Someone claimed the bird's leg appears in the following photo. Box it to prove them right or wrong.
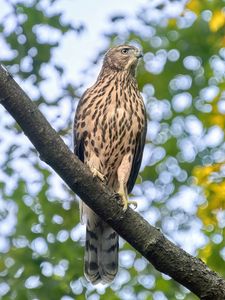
[117,183,137,211]
[90,166,105,181]
[117,154,137,211]
[117,184,128,211]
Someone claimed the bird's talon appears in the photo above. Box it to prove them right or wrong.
[90,167,105,181]
[122,202,128,211]
[116,191,129,211]
[114,192,138,211]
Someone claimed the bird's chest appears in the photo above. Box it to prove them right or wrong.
[99,100,136,142]
[105,105,130,131]
[84,85,144,162]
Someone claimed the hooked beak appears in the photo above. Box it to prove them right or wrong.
[137,53,143,59]
[135,50,143,59]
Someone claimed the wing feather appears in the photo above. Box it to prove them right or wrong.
[73,90,89,162]
[127,112,147,194]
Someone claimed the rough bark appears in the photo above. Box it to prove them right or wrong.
[0,64,225,300]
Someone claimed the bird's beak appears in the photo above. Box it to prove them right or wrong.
[135,50,143,59]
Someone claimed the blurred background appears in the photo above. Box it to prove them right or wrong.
[0,0,225,299]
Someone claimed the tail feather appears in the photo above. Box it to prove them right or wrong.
[99,224,118,283]
[83,204,118,284]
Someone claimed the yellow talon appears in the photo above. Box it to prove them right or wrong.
[117,188,138,211]
[90,167,105,181]
[118,191,128,211]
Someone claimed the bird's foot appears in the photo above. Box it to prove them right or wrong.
[90,167,105,182]
[116,191,137,211]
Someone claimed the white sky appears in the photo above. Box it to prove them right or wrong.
[52,0,149,85]
[0,0,150,97]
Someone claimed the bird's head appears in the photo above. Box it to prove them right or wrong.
[103,45,143,75]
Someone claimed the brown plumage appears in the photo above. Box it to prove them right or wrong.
[73,45,147,284]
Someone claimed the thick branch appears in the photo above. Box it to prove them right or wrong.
[0,64,225,300]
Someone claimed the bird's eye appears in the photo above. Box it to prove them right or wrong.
[121,48,129,54]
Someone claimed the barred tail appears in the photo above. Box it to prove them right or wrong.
[83,206,118,284]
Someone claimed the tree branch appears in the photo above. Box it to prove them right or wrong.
[0,64,224,300]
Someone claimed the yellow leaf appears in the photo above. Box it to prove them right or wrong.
[193,165,217,185]
[186,0,201,15]
[209,10,225,32]
[199,243,212,263]
[197,203,217,226]
[193,163,225,227]
[168,19,177,28]
[211,115,225,128]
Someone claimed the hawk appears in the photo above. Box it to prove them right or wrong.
[73,45,147,284]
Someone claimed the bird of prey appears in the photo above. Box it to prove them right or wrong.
[73,45,147,284]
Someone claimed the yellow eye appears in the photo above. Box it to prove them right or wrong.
[121,48,129,54]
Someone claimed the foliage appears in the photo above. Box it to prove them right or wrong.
[0,0,225,299]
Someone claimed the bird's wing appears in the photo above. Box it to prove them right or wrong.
[127,112,147,194]
[74,129,84,162]
[73,93,87,163]
[73,91,89,224]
